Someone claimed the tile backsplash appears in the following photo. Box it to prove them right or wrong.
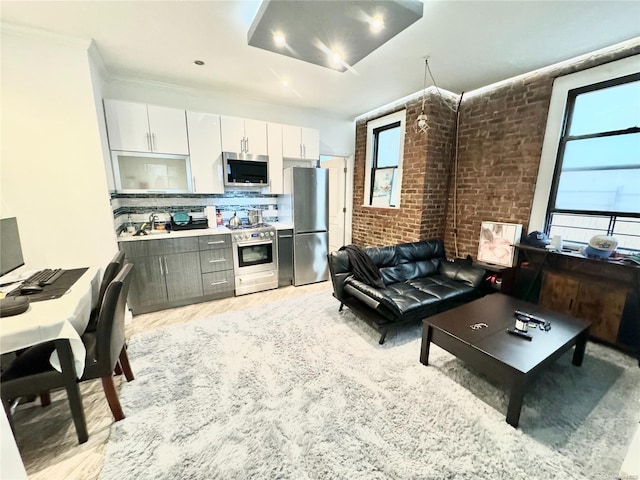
[111,190,279,233]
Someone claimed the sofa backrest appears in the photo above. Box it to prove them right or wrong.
[328,239,446,301]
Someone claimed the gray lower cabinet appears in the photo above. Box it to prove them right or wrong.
[120,234,232,314]
[199,234,234,297]
[277,229,293,287]
[164,251,203,301]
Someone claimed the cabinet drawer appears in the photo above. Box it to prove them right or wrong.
[120,237,200,257]
[146,237,200,256]
[200,248,233,273]
[202,270,234,295]
[199,235,231,250]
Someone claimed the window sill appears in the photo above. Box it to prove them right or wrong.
[361,204,400,210]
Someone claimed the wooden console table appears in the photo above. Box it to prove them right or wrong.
[513,245,640,358]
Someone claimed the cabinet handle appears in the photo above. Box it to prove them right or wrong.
[164,257,169,274]
[303,144,306,158]
[207,240,225,245]
[240,138,244,152]
[208,259,227,263]
[146,133,151,151]
[152,133,157,151]
[300,144,303,158]
[245,137,249,153]
[279,235,293,238]
[209,280,228,286]
[158,257,164,275]
[192,176,196,192]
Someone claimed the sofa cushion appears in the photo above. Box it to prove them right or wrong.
[344,272,476,321]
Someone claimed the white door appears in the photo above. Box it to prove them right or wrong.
[265,123,283,194]
[147,105,189,155]
[103,99,150,153]
[322,156,348,253]
[301,127,320,160]
[244,119,268,155]
[187,111,223,193]
[282,124,301,158]
[220,116,245,152]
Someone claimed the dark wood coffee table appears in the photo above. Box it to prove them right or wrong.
[420,293,590,427]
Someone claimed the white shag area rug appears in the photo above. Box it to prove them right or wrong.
[101,292,640,480]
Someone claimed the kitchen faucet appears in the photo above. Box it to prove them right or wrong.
[149,213,159,230]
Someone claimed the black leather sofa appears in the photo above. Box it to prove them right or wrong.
[328,240,486,344]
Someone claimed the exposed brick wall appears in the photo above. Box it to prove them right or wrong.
[442,75,552,259]
[351,42,639,256]
[443,44,640,260]
[352,92,457,247]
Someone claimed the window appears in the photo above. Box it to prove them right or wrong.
[364,110,406,208]
[530,56,640,253]
[547,74,640,251]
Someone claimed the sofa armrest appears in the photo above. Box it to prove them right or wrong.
[439,261,486,289]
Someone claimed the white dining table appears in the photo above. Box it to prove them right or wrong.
[0,266,101,444]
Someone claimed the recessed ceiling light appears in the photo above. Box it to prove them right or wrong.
[194,60,205,66]
[273,32,286,47]
[370,16,384,33]
[329,50,343,68]
[282,79,289,87]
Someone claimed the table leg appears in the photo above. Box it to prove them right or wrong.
[54,339,88,444]
[572,331,588,367]
[506,375,527,428]
[420,324,433,366]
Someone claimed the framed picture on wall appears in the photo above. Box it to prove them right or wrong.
[477,221,523,267]
[371,168,395,207]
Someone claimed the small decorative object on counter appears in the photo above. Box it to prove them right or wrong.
[216,209,223,227]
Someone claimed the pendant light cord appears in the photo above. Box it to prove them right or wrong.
[425,59,458,113]
[452,92,464,258]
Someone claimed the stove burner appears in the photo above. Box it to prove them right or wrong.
[227,223,272,230]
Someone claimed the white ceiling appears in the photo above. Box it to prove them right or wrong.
[2,1,640,120]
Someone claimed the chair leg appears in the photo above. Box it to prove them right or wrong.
[379,330,388,345]
[339,303,344,312]
[114,363,123,376]
[40,391,51,407]
[118,347,135,382]
[101,376,125,421]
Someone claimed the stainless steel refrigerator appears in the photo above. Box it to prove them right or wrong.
[278,167,329,286]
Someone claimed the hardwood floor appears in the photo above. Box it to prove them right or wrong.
[10,281,332,480]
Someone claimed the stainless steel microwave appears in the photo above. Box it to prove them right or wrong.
[223,152,269,187]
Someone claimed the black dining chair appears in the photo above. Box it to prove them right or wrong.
[1,263,135,435]
[85,249,126,333]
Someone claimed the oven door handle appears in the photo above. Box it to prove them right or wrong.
[236,240,273,248]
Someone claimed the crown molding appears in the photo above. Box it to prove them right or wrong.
[0,22,91,49]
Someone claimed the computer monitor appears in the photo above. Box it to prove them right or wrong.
[0,217,25,277]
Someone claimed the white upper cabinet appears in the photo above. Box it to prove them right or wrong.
[187,111,224,194]
[220,116,268,156]
[146,105,189,154]
[301,127,320,159]
[282,124,320,160]
[264,123,283,194]
[104,99,188,155]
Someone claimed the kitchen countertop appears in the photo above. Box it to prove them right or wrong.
[117,222,294,242]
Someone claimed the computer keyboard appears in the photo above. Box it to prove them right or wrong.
[23,268,63,286]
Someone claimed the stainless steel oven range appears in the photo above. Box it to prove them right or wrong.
[229,223,278,295]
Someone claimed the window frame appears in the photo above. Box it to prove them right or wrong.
[363,110,406,209]
[529,55,640,250]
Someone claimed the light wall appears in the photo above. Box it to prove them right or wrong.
[1,26,117,269]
